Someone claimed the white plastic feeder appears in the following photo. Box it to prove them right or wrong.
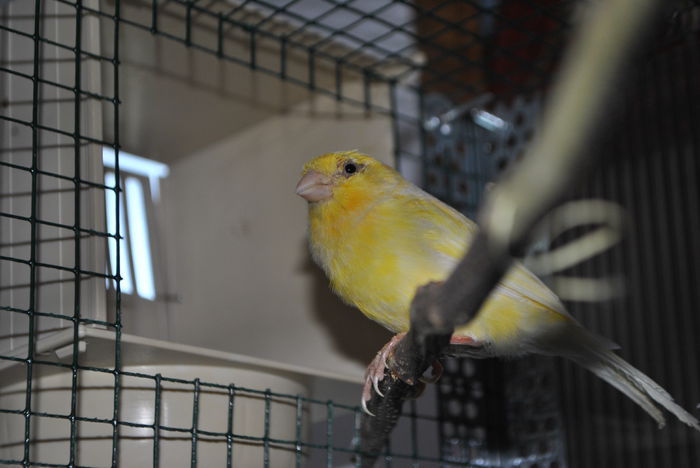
[0,327,317,467]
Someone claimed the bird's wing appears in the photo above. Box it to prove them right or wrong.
[401,188,570,317]
[499,263,569,315]
[399,189,477,263]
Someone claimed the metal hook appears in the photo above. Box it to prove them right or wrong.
[423,93,511,134]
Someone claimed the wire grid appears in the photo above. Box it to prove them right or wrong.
[0,0,572,466]
[0,358,454,467]
[1,0,124,465]
[83,0,572,164]
[110,0,572,106]
[421,5,700,468]
[0,0,598,466]
[421,91,567,468]
[555,23,700,468]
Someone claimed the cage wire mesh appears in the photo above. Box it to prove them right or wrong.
[1,0,699,467]
[418,4,700,468]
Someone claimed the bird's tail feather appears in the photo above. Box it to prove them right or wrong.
[565,330,700,432]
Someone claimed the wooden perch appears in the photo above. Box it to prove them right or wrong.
[356,0,662,465]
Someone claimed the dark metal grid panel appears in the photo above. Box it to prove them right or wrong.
[0,358,459,467]
[554,28,700,468]
[419,9,700,468]
[0,1,575,467]
[84,0,575,180]
[91,0,574,118]
[421,92,567,468]
[414,0,574,104]
[1,0,120,464]
[420,92,541,213]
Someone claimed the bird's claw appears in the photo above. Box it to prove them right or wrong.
[361,396,374,417]
[360,333,444,416]
[360,333,406,416]
[373,370,385,397]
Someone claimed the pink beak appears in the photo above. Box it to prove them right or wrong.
[295,170,332,202]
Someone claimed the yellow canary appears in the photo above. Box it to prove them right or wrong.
[296,150,699,430]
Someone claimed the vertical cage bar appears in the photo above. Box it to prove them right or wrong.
[191,378,201,467]
[672,34,700,402]
[603,155,623,467]
[363,71,371,112]
[185,1,192,46]
[226,384,235,468]
[559,345,579,466]
[295,395,303,468]
[587,162,608,468]
[308,49,316,90]
[629,66,663,468]
[417,90,428,187]
[383,437,391,467]
[389,81,400,171]
[600,141,627,468]
[638,60,675,468]
[579,176,596,468]
[250,29,257,70]
[683,34,700,466]
[23,1,43,465]
[606,170,625,468]
[151,0,158,33]
[619,88,653,468]
[153,374,162,468]
[326,401,333,468]
[353,408,362,468]
[217,12,224,58]
[69,0,84,464]
[263,388,271,468]
[280,38,287,79]
[679,35,700,300]
[675,36,700,466]
[111,1,123,466]
[335,61,342,101]
[409,400,418,466]
[608,123,639,468]
[650,48,690,468]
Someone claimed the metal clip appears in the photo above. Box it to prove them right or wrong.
[423,93,511,135]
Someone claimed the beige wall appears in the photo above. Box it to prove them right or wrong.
[99,1,397,381]
[142,86,395,380]
[0,0,400,381]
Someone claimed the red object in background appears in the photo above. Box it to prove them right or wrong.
[488,1,567,97]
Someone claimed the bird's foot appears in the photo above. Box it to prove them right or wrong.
[361,333,404,415]
[361,333,444,416]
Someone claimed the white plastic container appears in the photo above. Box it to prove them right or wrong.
[0,327,314,467]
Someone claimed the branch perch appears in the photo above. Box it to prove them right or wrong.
[357,0,662,465]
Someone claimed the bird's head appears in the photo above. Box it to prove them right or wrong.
[296,151,400,206]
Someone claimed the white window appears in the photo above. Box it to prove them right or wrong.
[103,148,169,301]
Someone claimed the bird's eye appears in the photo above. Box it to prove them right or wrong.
[344,162,357,174]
